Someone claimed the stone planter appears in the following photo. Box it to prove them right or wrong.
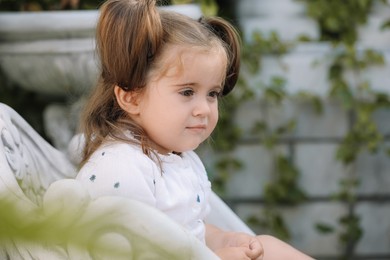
[0,4,202,98]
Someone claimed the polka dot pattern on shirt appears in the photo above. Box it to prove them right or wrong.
[89,169,120,189]
[77,143,211,242]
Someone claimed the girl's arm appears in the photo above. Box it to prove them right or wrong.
[205,224,315,260]
[205,223,228,250]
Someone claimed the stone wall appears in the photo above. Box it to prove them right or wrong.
[197,0,390,258]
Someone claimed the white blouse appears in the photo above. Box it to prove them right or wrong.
[76,141,212,242]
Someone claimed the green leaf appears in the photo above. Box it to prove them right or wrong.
[315,223,335,234]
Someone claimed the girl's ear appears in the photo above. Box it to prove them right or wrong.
[114,86,140,115]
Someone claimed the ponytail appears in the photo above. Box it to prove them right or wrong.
[97,0,163,90]
[199,16,241,96]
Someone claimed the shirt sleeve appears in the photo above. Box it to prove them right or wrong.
[76,143,158,207]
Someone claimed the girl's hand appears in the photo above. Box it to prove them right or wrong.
[215,246,261,260]
[205,224,264,260]
[226,232,264,260]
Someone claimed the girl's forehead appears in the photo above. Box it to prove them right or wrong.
[171,42,226,58]
[154,44,227,76]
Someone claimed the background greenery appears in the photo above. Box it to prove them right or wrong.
[207,1,390,260]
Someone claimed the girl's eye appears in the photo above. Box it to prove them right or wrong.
[208,90,222,98]
[180,89,194,97]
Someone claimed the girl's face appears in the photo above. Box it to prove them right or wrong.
[134,45,226,154]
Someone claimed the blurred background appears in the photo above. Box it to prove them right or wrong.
[1,0,390,259]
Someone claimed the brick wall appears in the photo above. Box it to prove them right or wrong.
[198,0,390,258]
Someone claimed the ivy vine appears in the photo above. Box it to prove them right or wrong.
[301,1,390,259]
[208,0,390,259]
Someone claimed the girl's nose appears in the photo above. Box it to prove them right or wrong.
[192,97,211,117]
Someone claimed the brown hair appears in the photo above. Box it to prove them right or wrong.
[79,0,241,166]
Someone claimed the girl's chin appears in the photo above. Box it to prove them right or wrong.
[174,144,201,154]
[154,140,203,154]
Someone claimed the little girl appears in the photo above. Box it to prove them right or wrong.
[76,0,313,259]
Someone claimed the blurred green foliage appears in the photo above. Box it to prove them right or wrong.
[209,1,390,258]
[298,0,387,44]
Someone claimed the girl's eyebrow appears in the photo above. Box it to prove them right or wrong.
[173,82,223,89]
[173,82,196,87]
